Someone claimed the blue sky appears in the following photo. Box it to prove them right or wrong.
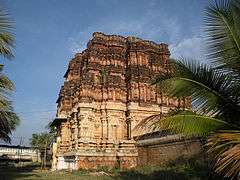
[2,0,208,145]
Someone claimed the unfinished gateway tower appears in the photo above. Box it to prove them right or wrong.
[52,32,189,170]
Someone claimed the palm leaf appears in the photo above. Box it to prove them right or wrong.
[0,103,19,142]
[0,65,18,142]
[154,59,240,124]
[207,130,240,179]
[205,0,240,73]
[0,7,14,59]
[134,110,229,137]
[153,114,230,137]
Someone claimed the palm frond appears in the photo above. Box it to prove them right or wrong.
[154,59,240,124]
[207,130,240,179]
[0,74,14,90]
[0,7,14,59]
[0,105,19,143]
[0,68,15,102]
[0,66,18,143]
[132,109,191,135]
[154,114,230,137]
[205,0,240,73]
[30,132,53,149]
[134,109,229,137]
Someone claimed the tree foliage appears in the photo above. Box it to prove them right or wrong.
[0,7,14,59]
[0,5,19,143]
[30,132,53,150]
[30,132,54,169]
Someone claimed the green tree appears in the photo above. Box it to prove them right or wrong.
[30,132,53,169]
[0,6,19,143]
[141,0,240,178]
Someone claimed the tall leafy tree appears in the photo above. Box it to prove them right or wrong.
[0,6,19,142]
[30,132,54,169]
[139,0,240,178]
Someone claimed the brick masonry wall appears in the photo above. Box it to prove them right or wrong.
[137,138,201,166]
[76,156,117,169]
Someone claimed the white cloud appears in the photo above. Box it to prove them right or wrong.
[169,36,206,62]
[67,5,206,63]
[68,36,86,54]
[67,9,181,55]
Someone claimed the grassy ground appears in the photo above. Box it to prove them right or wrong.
[0,156,228,180]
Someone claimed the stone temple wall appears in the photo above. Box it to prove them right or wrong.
[137,136,201,166]
[52,32,191,170]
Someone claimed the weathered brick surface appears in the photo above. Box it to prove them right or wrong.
[53,32,191,170]
[119,156,137,169]
[137,138,201,166]
[76,156,117,169]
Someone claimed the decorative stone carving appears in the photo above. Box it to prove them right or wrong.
[53,32,189,170]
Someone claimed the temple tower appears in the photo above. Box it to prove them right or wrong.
[52,32,188,170]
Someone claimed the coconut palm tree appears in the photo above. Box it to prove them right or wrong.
[30,132,53,169]
[140,0,240,178]
[0,6,19,143]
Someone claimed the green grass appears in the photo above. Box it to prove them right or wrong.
[0,163,112,180]
[0,156,229,180]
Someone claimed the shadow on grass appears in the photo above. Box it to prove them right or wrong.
[116,168,227,180]
[117,169,187,180]
[0,155,231,180]
[0,162,45,180]
[115,154,229,180]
